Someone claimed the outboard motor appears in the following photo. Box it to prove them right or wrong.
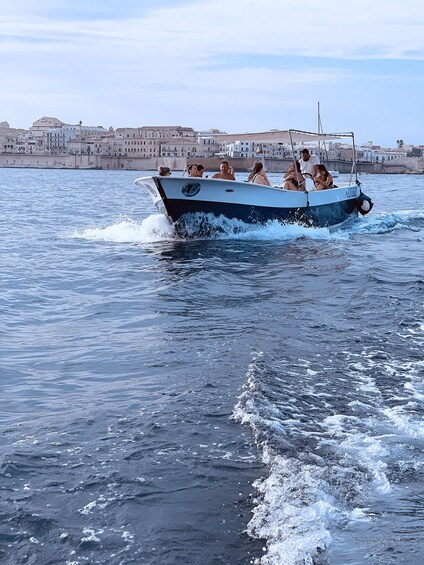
[356,192,374,215]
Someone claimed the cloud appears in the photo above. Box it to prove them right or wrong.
[1,0,424,145]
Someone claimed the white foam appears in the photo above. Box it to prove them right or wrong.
[347,209,424,235]
[78,500,97,515]
[70,213,339,246]
[218,219,335,242]
[179,212,341,242]
[382,406,424,438]
[338,435,391,494]
[69,205,423,246]
[81,528,104,543]
[248,448,340,565]
[404,382,424,401]
[233,351,413,563]
[72,214,175,243]
[349,507,370,521]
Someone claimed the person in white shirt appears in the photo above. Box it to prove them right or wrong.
[298,148,320,178]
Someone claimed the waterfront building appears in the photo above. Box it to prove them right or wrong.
[45,123,108,155]
[115,125,200,158]
[0,122,29,154]
[160,139,202,158]
[122,137,160,158]
[197,130,226,157]
[1,116,423,172]
[30,117,65,140]
[222,141,290,159]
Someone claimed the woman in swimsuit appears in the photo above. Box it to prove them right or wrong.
[314,164,334,190]
[284,161,305,191]
[247,162,271,186]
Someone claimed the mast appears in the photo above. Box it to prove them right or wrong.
[317,101,330,166]
[317,101,321,159]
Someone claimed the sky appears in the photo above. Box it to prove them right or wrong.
[1,0,424,147]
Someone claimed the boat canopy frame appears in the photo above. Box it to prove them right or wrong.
[209,128,358,185]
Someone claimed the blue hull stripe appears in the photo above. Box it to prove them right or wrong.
[162,198,359,228]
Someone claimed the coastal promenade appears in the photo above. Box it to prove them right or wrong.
[0,153,412,174]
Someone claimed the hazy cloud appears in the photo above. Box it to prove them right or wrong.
[1,0,424,144]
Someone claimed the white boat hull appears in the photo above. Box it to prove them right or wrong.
[135,176,365,231]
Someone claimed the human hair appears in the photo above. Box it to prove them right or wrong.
[248,162,264,181]
[158,166,171,176]
[188,163,204,177]
[301,148,310,155]
[220,160,229,166]
[317,164,329,180]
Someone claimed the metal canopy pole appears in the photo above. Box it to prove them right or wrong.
[289,129,309,206]
[351,132,358,185]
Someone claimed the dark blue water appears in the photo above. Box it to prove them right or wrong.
[1,169,424,564]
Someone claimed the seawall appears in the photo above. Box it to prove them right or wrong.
[0,154,412,174]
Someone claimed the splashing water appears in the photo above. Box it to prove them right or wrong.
[72,214,176,243]
[71,209,424,246]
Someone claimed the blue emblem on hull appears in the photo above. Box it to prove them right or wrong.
[182,182,201,197]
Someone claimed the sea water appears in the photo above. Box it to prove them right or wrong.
[1,169,424,564]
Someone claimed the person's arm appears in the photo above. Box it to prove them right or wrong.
[284,180,296,190]
[314,176,325,189]
[315,174,332,189]
[312,156,320,178]
[256,175,269,186]
[261,173,271,186]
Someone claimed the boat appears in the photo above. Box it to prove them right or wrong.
[135,129,373,233]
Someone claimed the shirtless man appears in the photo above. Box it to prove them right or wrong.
[211,161,236,180]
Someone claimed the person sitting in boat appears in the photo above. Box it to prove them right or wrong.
[211,161,236,180]
[284,161,306,191]
[314,164,334,190]
[188,164,205,178]
[158,166,171,176]
[247,162,271,186]
[298,148,320,178]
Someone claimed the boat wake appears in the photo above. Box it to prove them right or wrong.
[343,209,424,236]
[233,342,424,564]
[71,209,424,245]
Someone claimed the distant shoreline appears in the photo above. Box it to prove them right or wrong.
[0,154,418,174]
